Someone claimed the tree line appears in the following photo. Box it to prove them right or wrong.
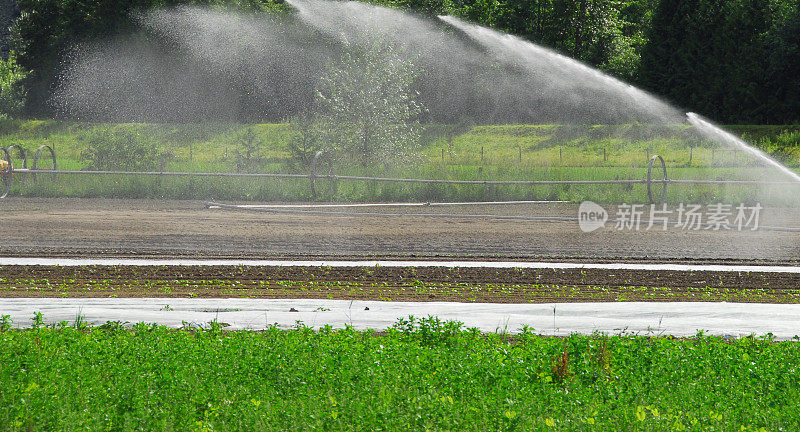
[2,0,799,124]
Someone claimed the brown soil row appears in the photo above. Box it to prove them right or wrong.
[2,265,799,303]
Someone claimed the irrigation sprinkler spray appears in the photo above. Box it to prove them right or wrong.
[647,155,667,204]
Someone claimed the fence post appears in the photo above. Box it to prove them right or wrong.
[310,151,336,200]
[688,146,693,166]
[481,146,484,165]
[310,151,322,199]
[518,146,522,163]
[603,148,607,162]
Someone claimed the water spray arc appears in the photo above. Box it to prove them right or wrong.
[436,15,684,124]
[686,112,800,184]
[36,0,800,208]
[436,13,800,187]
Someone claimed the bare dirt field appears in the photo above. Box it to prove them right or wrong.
[2,197,799,262]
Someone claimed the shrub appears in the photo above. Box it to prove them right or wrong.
[81,128,159,171]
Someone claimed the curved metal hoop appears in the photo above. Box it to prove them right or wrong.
[7,144,28,183]
[310,151,336,199]
[32,145,57,182]
[647,154,668,204]
[1,147,11,199]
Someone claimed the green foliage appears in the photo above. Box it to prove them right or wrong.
[0,52,26,119]
[81,127,160,171]
[286,113,325,169]
[764,1,800,123]
[29,311,43,329]
[752,130,800,166]
[639,0,800,123]
[597,0,657,81]
[452,0,648,80]
[233,128,265,173]
[0,315,11,332]
[307,42,425,167]
[0,323,798,430]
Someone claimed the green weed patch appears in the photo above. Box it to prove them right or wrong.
[0,320,796,431]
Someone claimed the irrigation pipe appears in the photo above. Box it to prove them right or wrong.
[205,201,580,222]
[11,169,800,185]
[226,200,566,209]
[11,169,310,179]
[6,149,800,206]
[205,201,800,233]
[319,174,646,185]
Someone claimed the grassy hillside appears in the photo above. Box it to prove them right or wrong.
[2,120,799,203]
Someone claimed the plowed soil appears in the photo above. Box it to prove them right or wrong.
[2,198,799,262]
[2,197,799,302]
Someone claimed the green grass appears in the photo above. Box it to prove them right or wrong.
[3,119,800,204]
[0,318,796,431]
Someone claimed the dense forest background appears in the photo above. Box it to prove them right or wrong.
[1,0,799,124]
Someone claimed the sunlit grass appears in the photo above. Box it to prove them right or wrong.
[3,119,799,203]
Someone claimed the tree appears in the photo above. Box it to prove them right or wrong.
[763,0,800,123]
[600,0,658,80]
[301,42,425,168]
[475,0,639,80]
[0,51,26,118]
[286,112,325,169]
[636,0,798,123]
[9,0,286,116]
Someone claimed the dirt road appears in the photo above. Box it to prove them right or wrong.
[1,198,799,262]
